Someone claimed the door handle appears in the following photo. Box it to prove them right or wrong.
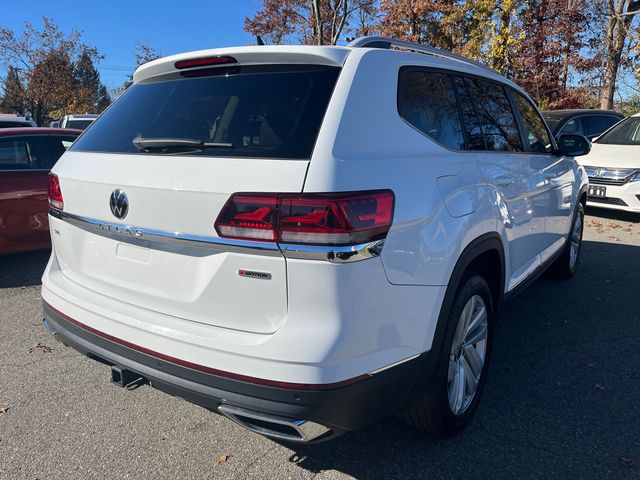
[495,176,515,187]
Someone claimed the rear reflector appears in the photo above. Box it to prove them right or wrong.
[215,191,394,246]
[48,173,64,210]
[174,56,237,70]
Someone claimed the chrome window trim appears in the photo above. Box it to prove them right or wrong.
[50,208,383,263]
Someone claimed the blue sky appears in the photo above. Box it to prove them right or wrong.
[3,0,262,88]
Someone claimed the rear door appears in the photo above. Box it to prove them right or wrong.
[50,64,340,334]
[455,76,551,289]
[510,90,574,259]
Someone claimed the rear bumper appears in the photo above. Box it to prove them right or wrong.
[43,302,429,442]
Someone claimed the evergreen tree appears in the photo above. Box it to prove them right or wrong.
[0,66,26,114]
[75,48,102,111]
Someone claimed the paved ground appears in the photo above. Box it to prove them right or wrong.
[1,207,639,480]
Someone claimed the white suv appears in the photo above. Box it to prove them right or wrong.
[42,37,590,443]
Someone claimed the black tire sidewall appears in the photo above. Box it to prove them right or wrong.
[432,273,494,434]
[568,203,585,275]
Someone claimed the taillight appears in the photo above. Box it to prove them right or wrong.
[174,55,237,70]
[48,173,63,211]
[215,194,278,241]
[215,190,394,246]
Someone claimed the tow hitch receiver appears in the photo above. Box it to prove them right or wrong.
[111,366,146,390]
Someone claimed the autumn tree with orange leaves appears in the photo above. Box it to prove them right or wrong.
[244,0,378,45]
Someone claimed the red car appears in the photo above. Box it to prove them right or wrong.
[0,128,81,255]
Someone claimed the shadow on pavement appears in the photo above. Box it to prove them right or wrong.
[0,249,50,289]
[285,240,640,479]
[587,205,639,223]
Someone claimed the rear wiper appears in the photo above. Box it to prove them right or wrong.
[133,136,233,153]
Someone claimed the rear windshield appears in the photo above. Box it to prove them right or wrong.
[71,65,340,159]
[66,119,94,130]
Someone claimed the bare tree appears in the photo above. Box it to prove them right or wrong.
[600,0,640,108]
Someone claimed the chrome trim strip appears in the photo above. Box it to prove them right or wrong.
[583,165,639,184]
[49,208,282,256]
[50,208,384,262]
[367,353,421,375]
[280,240,384,263]
[218,404,330,443]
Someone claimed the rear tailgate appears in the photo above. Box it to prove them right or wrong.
[49,60,342,335]
[52,153,307,334]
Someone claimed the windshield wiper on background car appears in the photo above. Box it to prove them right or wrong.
[132,136,233,153]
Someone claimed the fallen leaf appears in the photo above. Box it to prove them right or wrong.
[594,383,605,391]
[0,404,9,414]
[618,457,633,468]
[216,453,230,464]
[29,342,52,353]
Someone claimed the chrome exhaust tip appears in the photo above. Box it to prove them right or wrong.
[218,404,330,443]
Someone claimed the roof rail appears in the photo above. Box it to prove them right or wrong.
[348,36,494,73]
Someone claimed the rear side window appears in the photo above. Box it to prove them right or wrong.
[453,76,485,150]
[26,136,76,169]
[464,78,522,152]
[71,65,340,159]
[0,136,75,171]
[65,120,94,130]
[398,69,464,150]
[0,139,29,170]
[512,92,552,153]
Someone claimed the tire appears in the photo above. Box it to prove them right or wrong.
[399,274,493,436]
[549,201,584,279]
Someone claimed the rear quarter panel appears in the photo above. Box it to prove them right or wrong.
[304,49,501,288]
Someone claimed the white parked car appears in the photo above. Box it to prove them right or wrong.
[579,113,640,213]
[42,37,590,443]
[58,114,98,131]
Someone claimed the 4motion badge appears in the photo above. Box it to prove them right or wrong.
[238,270,272,280]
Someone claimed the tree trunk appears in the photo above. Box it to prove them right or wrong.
[311,0,324,45]
[600,0,640,109]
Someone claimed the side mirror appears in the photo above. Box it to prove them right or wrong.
[556,134,591,157]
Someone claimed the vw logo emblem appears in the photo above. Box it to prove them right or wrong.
[109,189,129,220]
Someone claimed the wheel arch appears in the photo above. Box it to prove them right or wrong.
[403,232,505,404]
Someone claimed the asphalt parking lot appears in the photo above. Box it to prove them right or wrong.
[1,207,639,480]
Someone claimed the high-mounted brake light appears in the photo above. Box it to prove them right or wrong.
[48,173,64,211]
[174,56,237,70]
[214,191,395,246]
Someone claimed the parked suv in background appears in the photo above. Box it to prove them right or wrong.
[42,37,590,443]
[542,109,624,141]
[58,114,98,130]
